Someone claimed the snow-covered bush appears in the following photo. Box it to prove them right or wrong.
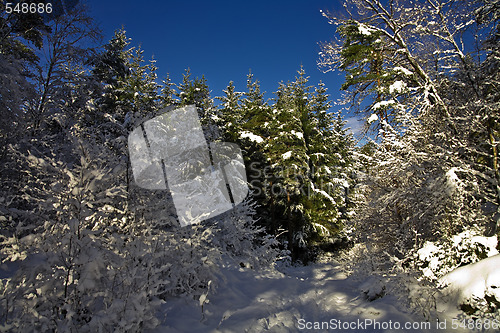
[335,243,439,321]
[439,255,500,319]
[214,199,279,269]
[0,139,163,332]
[151,198,279,299]
[0,134,278,331]
[412,225,498,281]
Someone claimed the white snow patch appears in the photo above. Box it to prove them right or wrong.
[393,66,413,76]
[389,80,406,94]
[312,183,336,203]
[445,167,460,195]
[358,23,374,36]
[282,151,292,160]
[290,130,303,139]
[417,241,440,261]
[367,113,378,123]
[151,258,429,332]
[417,242,442,279]
[332,178,349,188]
[373,100,396,110]
[439,255,500,306]
[240,131,264,143]
[450,230,498,258]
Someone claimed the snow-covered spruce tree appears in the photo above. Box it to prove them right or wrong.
[307,81,355,247]
[90,28,161,133]
[263,68,354,261]
[159,73,177,109]
[89,30,208,304]
[216,80,243,143]
[215,74,276,234]
[124,70,277,303]
[240,71,272,141]
[237,73,274,230]
[89,28,131,124]
[116,46,160,121]
[319,0,499,258]
[89,28,170,225]
[175,68,220,141]
[266,79,310,260]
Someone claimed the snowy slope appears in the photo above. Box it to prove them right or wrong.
[150,259,441,333]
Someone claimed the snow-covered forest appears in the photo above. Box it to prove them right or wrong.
[0,0,499,331]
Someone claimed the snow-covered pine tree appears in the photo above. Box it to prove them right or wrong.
[306,81,354,245]
[237,73,273,228]
[176,68,219,141]
[319,0,447,135]
[90,28,131,120]
[265,70,311,260]
[216,80,243,143]
[91,29,161,132]
[241,71,271,139]
[159,73,177,109]
[120,47,161,119]
[334,19,394,133]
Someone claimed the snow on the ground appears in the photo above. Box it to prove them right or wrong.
[150,258,440,332]
[439,254,500,307]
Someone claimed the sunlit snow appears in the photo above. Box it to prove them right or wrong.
[367,113,378,123]
[240,131,264,143]
[282,151,292,160]
[439,255,500,307]
[358,23,374,36]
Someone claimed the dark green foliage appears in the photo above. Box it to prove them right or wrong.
[214,69,355,261]
[90,29,160,127]
[338,20,386,92]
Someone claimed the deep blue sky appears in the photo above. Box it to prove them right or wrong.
[88,0,363,135]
